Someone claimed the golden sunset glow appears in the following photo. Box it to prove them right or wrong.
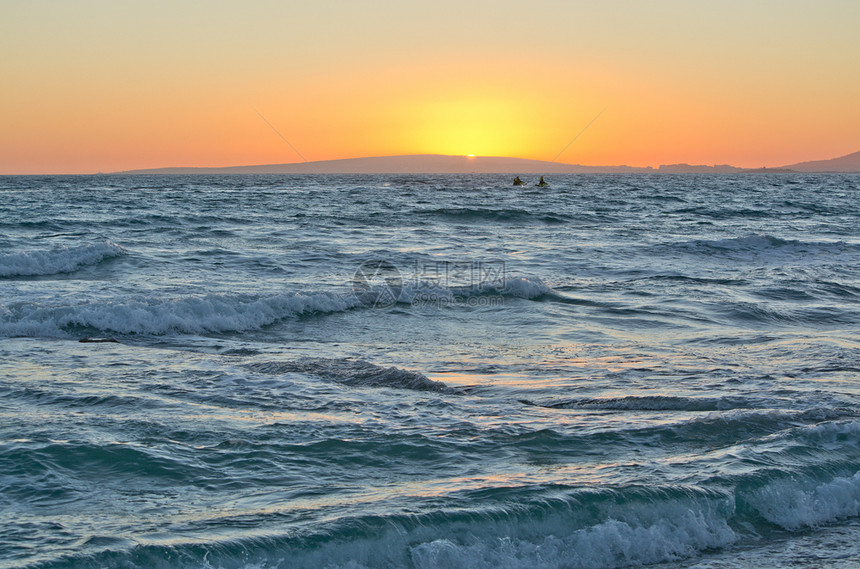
[2,1,859,173]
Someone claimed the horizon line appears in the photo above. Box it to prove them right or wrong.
[3,150,859,176]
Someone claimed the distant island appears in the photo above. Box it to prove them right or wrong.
[112,150,860,175]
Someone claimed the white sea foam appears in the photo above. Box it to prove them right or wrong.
[0,291,360,337]
[500,275,554,299]
[281,498,736,569]
[409,510,735,569]
[400,275,553,304]
[218,493,737,569]
[0,241,125,277]
[0,275,554,338]
[746,471,860,530]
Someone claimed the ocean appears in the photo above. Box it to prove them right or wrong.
[1,173,859,569]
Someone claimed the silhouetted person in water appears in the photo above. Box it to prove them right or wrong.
[513,176,524,186]
[537,176,548,187]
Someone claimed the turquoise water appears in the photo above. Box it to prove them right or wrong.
[1,174,859,568]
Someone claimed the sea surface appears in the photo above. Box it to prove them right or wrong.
[1,173,859,569]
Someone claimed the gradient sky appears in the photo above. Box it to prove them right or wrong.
[2,0,859,173]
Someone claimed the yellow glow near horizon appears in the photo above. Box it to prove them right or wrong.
[402,95,543,158]
[1,1,859,173]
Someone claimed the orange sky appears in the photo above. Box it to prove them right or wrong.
[2,1,859,174]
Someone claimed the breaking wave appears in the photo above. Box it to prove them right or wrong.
[0,241,125,277]
[0,274,555,339]
[400,275,554,304]
[744,471,860,530]
[0,291,360,337]
[14,485,738,569]
[14,463,860,569]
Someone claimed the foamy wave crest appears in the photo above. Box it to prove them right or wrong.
[401,275,554,304]
[0,291,359,337]
[22,486,737,569]
[0,241,125,277]
[792,419,860,447]
[745,471,860,530]
[409,509,734,569]
[281,486,735,569]
[250,357,450,392]
[500,275,555,299]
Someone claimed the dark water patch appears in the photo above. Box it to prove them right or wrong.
[523,395,768,412]
[543,289,608,307]
[631,274,750,287]
[219,347,262,356]
[664,234,857,262]
[814,280,860,300]
[0,521,80,567]
[682,333,780,346]
[498,408,857,461]
[249,358,452,393]
[2,441,208,488]
[714,301,859,327]
[667,206,775,219]
[587,301,713,328]
[0,384,160,411]
[0,220,70,232]
[752,286,818,301]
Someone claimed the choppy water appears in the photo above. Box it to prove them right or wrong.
[1,173,859,569]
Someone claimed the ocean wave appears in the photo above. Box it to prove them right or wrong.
[668,234,856,259]
[743,471,860,531]
[408,508,733,569]
[668,206,775,219]
[660,407,855,445]
[250,357,451,392]
[500,409,858,458]
[2,440,204,489]
[414,206,571,224]
[0,241,125,277]
[716,301,859,326]
[523,395,765,412]
[0,291,360,337]
[14,435,860,569]
[400,275,554,303]
[523,396,858,419]
[18,485,736,569]
[497,275,556,299]
[0,275,554,338]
